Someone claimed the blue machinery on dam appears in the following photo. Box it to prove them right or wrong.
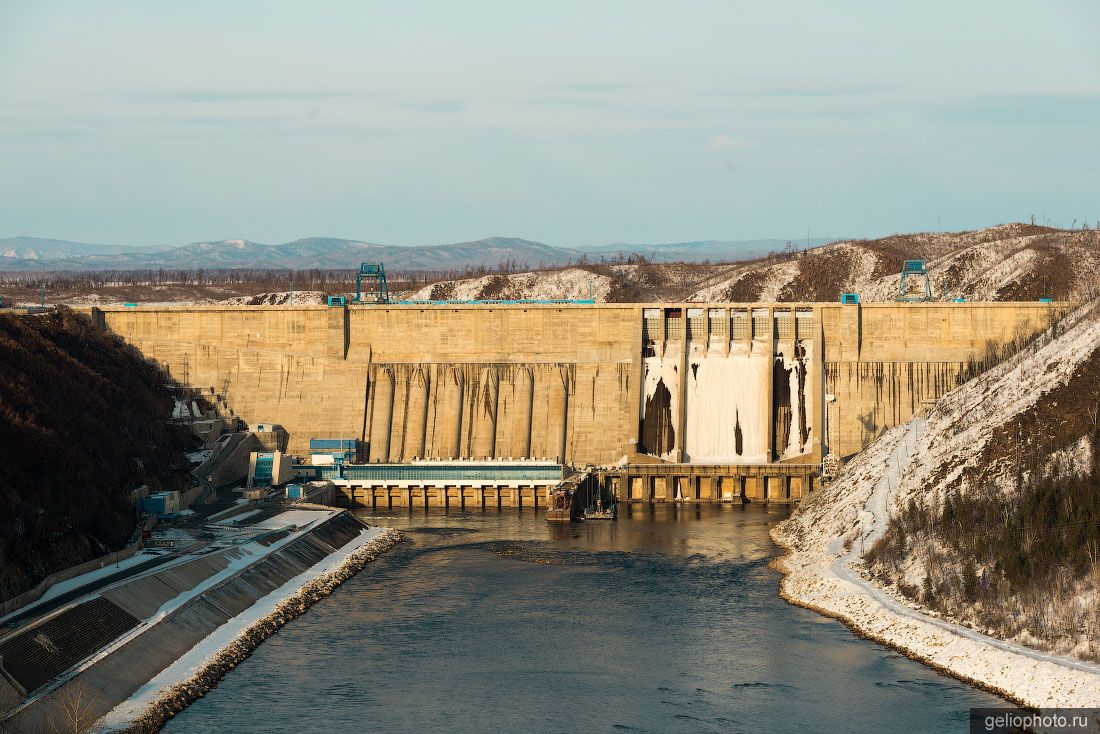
[296,460,564,484]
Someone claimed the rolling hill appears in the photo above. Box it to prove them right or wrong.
[0,236,165,261]
[408,224,1100,303]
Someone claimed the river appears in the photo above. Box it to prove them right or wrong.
[161,505,1007,733]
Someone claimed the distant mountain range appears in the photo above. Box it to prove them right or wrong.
[0,235,835,272]
[0,236,174,261]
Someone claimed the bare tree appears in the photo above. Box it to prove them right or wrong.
[46,679,103,734]
[1087,402,1100,431]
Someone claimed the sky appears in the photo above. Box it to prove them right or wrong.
[1,0,1099,247]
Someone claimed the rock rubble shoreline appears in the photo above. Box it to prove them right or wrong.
[112,528,404,734]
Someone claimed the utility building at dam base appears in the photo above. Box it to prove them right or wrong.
[84,301,1061,505]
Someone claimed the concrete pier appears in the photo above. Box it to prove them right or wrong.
[599,463,818,504]
[342,484,553,510]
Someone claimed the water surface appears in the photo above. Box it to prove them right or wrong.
[162,505,1005,733]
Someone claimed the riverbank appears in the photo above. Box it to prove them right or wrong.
[771,421,1100,710]
[97,526,403,732]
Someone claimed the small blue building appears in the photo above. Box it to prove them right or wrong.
[139,491,180,518]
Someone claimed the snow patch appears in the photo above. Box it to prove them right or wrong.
[406,268,611,302]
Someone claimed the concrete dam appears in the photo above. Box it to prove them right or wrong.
[87,302,1059,502]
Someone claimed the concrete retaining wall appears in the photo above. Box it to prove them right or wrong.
[0,541,143,617]
[0,513,369,733]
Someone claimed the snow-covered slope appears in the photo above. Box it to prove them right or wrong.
[14,223,1095,305]
[404,268,612,302]
[898,303,1100,501]
[406,224,1100,303]
[691,223,1100,302]
[772,302,1100,707]
[218,291,328,306]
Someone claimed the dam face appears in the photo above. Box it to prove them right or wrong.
[88,302,1057,485]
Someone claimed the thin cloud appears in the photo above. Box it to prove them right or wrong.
[713,83,895,98]
[119,88,371,103]
[939,93,1100,124]
[707,134,758,151]
[179,113,307,127]
[519,94,631,110]
[400,98,467,113]
[544,82,631,93]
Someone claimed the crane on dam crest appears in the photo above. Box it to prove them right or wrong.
[326,263,392,306]
[896,259,933,302]
[354,263,391,305]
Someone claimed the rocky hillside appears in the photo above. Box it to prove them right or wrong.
[779,300,1100,663]
[8,223,1095,306]
[693,223,1098,302]
[217,291,328,306]
[0,310,199,602]
[862,301,1100,661]
[407,262,720,303]
[412,224,1100,303]
[405,268,613,301]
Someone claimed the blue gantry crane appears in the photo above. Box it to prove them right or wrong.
[354,263,390,304]
[897,259,933,302]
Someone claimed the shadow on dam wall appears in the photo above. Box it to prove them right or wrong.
[83,301,1064,467]
[639,377,675,457]
[363,362,574,464]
